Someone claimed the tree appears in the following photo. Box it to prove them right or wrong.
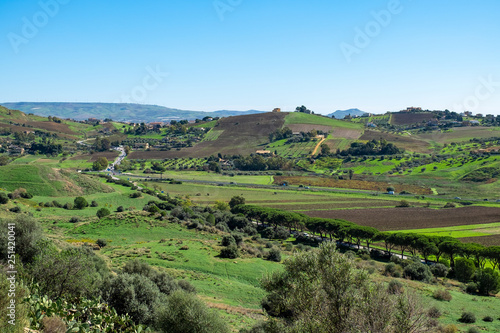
[73,197,88,210]
[154,290,230,333]
[454,258,476,282]
[475,268,500,296]
[229,195,245,209]
[96,208,111,219]
[92,157,109,171]
[295,105,312,114]
[214,200,230,211]
[259,242,432,333]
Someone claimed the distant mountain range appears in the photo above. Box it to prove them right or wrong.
[328,108,367,119]
[1,102,266,123]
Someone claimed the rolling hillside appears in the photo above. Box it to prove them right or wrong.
[2,102,265,123]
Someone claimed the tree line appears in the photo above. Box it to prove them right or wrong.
[231,204,500,271]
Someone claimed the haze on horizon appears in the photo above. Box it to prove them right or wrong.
[1,0,499,115]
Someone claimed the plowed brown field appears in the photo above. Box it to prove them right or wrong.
[302,206,500,231]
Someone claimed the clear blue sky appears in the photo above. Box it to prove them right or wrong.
[1,0,499,114]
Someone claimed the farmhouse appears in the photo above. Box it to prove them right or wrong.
[256,150,272,155]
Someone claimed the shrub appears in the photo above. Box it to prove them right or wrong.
[177,280,196,293]
[0,215,44,264]
[268,248,282,262]
[69,217,80,223]
[433,289,452,301]
[387,280,404,294]
[441,325,458,333]
[63,202,73,210]
[41,315,67,333]
[130,192,142,198]
[396,200,410,207]
[403,262,432,282]
[154,290,230,333]
[467,328,480,333]
[465,282,478,294]
[443,202,456,208]
[96,239,108,248]
[220,245,239,259]
[431,263,450,278]
[483,316,494,322]
[428,306,441,318]
[9,206,21,213]
[96,208,111,219]
[0,192,8,204]
[103,273,161,325]
[221,235,236,247]
[74,197,88,210]
[459,312,476,323]
[116,206,124,212]
[475,268,500,295]
[90,200,99,207]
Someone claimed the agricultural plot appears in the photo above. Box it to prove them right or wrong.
[360,130,431,153]
[302,206,500,231]
[416,127,500,144]
[202,129,224,142]
[273,175,432,194]
[284,112,362,129]
[390,112,436,125]
[268,140,317,158]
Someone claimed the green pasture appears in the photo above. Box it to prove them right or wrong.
[284,112,363,129]
[61,215,282,312]
[388,222,500,238]
[125,170,274,185]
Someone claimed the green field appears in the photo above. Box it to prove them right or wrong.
[284,112,362,129]
[389,222,500,238]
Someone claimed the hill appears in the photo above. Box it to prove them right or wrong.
[1,102,265,123]
[328,108,367,119]
[0,164,114,196]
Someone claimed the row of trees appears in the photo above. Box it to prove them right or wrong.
[231,204,500,272]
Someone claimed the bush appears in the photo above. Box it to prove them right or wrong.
[431,263,450,278]
[268,248,282,262]
[116,206,124,212]
[74,196,88,210]
[465,282,478,294]
[32,246,109,300]
[90,200,99,207]
[0,215,44,264]
[41,315,67,333]
[220,245,239,259]
[483,316,494,322]
[396,200,410,207]
[96,208,111,219]
[177,280,196,293]
[96,239,107,248]
[441,325,458,333]
[9,206,21,213]
[130,192,142,198]
[104,273,162,325]
[459,311,476,323]
[0,192,8,204]
[221,235,236,247]
[475,268,500,295]
[443,202,456,208]
[467,328,480,333]
[403,262,432,282]
[63,202,73,210]
[428,306,441,318]
[69,217,80,223]
[433,289,452,302]
[154,290,230,333]
[387,280,404,294]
